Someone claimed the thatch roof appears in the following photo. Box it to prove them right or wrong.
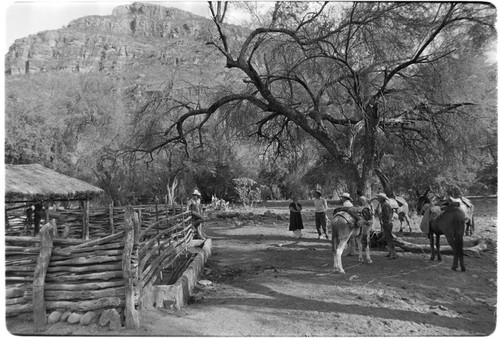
[5,164,104,203]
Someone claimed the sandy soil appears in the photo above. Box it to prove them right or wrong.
[6,198,497,336]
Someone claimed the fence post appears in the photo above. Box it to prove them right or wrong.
[180,201,184,241]
[109,202,114,234]
[33,220,57,332]
[123,206,140,328]
[80,200,90,240]
[34,203,43,236]
[156,202,162,282]
[132,210,142,309]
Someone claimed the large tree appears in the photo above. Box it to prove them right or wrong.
[133,1,496,198]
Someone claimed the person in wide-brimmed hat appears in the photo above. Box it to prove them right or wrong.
[334,192,363,233]
[313,190,329,240]
[339,192,354,207]
[186,189,206,240]
[375,192,396,259]
[375,192,390,201]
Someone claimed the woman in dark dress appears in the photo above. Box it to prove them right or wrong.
[289,197,304,239]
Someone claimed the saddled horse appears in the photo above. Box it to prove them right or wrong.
[417,191,467,272]
[417,190,475,235]
[372,195,411,232]
[330,208,372,273]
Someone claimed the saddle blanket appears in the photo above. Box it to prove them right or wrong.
[419,205,442,234]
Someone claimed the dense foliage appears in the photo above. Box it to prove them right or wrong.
[4,2,497,205]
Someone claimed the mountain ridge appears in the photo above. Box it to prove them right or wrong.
[5,2,240,76]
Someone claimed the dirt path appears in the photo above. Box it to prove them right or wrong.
[6,201,497,336]
[135,213,496,336]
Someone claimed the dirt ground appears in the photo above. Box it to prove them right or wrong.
[5,198,498,336]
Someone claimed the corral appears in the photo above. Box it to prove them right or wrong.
[4,164,206,332]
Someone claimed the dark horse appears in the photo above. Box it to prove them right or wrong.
[417,190,475,235]
[416,191,467,272]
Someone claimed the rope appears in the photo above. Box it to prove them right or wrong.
[381,261,444,279]
[344,262,363,270]
[356,261,444,289]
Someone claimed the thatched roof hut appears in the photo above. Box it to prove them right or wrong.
[5,163,104,203]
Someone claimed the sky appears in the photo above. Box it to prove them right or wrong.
[2,0,215,54]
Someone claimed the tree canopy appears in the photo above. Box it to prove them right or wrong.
[142,1,496,198]
[5,2,497,204]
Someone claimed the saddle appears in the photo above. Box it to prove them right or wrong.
[394,196,406,208]
[438,198,461,209]
[333,207,372,228]
[436,197,472,222]
[419,204,442,234]
[450,196,473,208]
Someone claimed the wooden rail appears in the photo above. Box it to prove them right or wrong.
[5,204,195,331]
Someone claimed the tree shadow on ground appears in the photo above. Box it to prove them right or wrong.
[203,261,495,335]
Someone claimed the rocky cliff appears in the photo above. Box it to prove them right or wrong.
[5,2,242,76]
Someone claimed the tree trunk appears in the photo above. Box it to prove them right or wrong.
[394,238,488,257]
[166,174,179,206]
[375,167,395,197]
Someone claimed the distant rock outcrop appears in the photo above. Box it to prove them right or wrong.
[5,2,239,76]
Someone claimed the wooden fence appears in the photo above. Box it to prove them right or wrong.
[5,205,195,331]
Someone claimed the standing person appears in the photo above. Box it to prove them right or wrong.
[186,189,206,240]
[313,190,329,240]
[339,192,358,255]
[339,192,354,207]
[356,189,374,221]
[376,193,396,259]
[289,197,304,239]
[357,190,370,208]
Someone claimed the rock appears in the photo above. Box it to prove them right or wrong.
[99,309,121,330]
[99,309,112,327]
[80,311,99,325]
[187,293,204,304]
[197,279,212,286]
[60,310,72,322]
[67,312,83,324]
[5,3,222,75]
[47,311,63,324]
[109,313,122,330]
